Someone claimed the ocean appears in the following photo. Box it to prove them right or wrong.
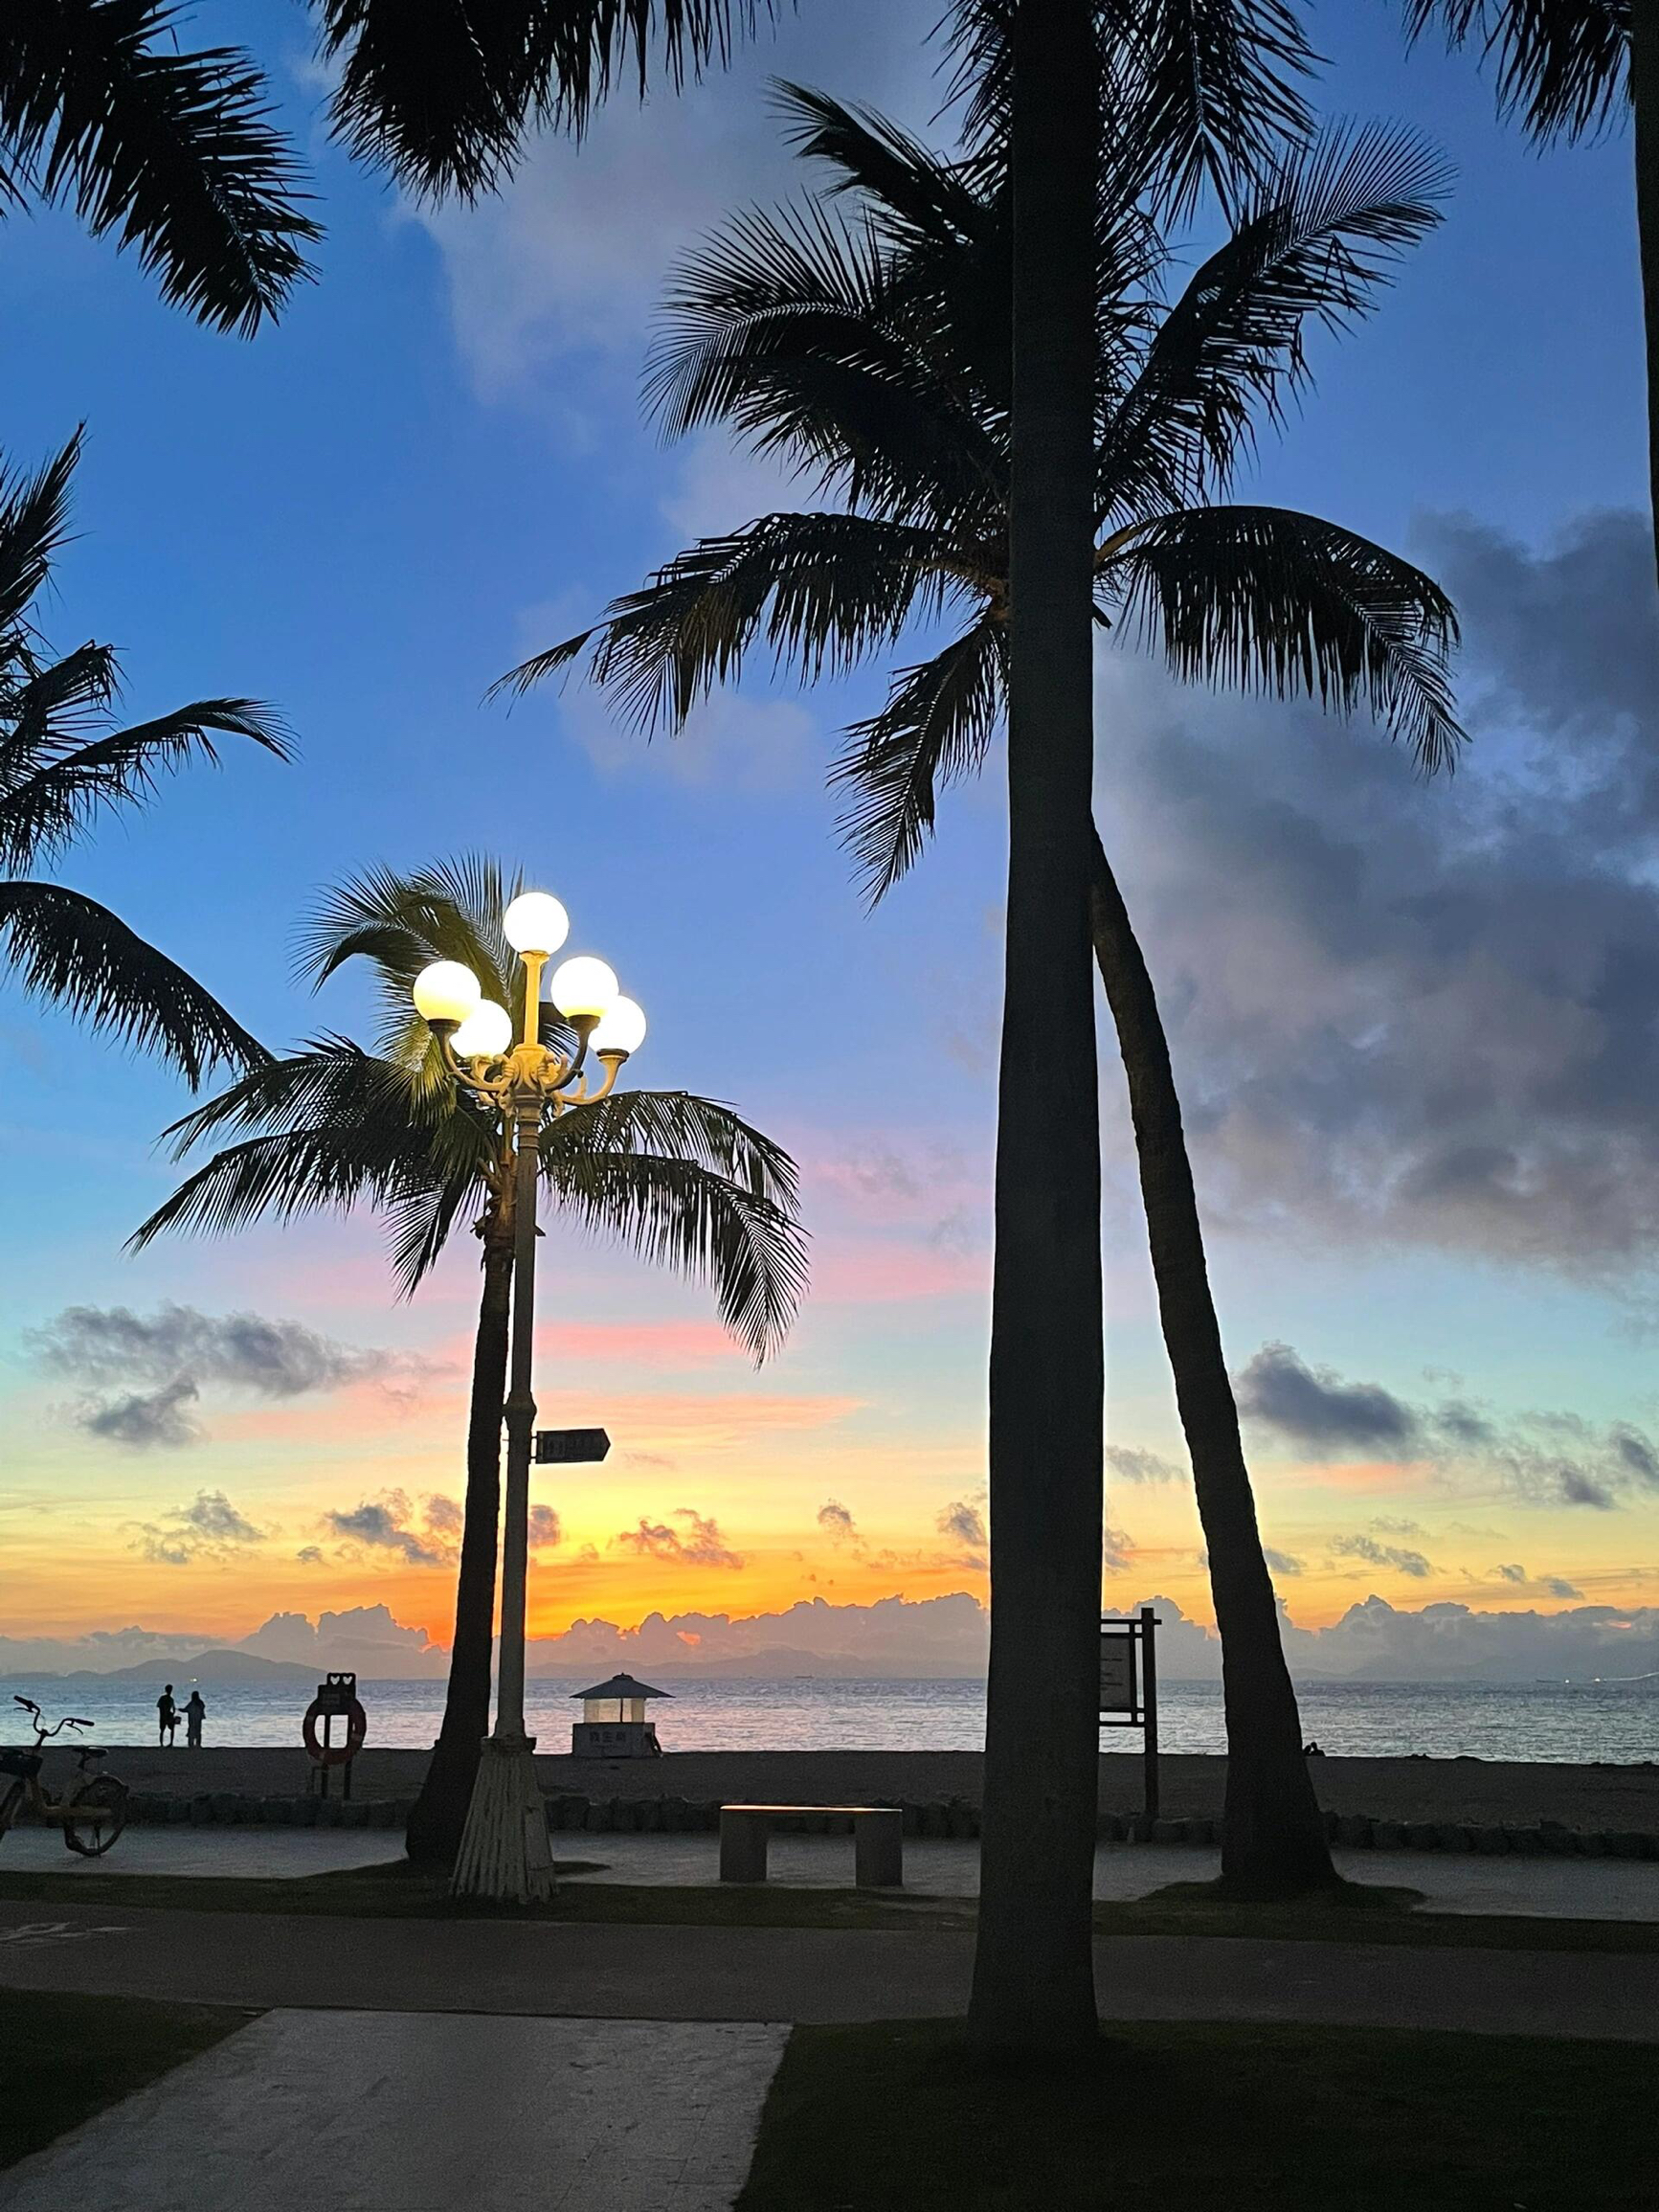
[4,1674,1656,1764]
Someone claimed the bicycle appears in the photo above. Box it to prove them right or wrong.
[0,1696,129,1857]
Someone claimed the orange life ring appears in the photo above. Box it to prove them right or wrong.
[303,1693,367,1765]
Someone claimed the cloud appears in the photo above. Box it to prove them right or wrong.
[34,1303,411,1451]
[1330,1534,1434,1579]
[1235,1343,1418,1454]
[1371,1517,1425,1536]
[1262,1548,1305,1578]
[296,1546,325,1566]
[423,1496,463,1541]
[935,1500,987,1551]
[1098,508,1659,1276]
[1234,1342,1659,1513]
[1106,1444,1183,1484]
[1491,1563,1584,1599]
[414,0,939,396]
[1102,1523,1133,1573]
[128,1488,267,1567]
[34,1303,397,1396]
[817,1499,859,1542]
[614,1507,745,1569]
[323,1491,444,1568]
[528,1502,563,1550]
[81,1376,202,1450]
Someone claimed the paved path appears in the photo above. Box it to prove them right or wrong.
[8,1823,1657,1921]
[0,2010,785,2212]
[2,1896,1655,2041]
[0,1826,402,1879]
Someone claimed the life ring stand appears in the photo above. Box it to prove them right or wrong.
[303,1673,367,1794]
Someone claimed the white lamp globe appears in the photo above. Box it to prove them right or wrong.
[413,960,482,1025]
[450,999,514,1059]
[549,955,619,1021]
[592,995,647,1056]
[503,892,570,958]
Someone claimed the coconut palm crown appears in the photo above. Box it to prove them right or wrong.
[0,431,289,1085]
[132,854,807,1356]
[502,86,1463,902]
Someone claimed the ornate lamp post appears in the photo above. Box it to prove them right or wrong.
[412,891,646,1903]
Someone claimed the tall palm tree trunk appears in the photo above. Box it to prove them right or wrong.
[405,1208,513,1867]
[969,0,1105,2054]
[1634,0,1659,595]
[1088,826,1336,1897]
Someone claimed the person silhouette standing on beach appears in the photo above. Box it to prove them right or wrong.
[157,1685,177,1746]
[183,1690,206,1749]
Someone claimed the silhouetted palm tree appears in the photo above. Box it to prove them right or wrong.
[1406,4,1653,580]
[0,431,287,1083]
[0,1,318,333]
[131,856,807,1866]
[502,82,1461,1903]
[314,0,1333,2041]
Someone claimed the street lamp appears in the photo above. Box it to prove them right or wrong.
[412,891,645,1903]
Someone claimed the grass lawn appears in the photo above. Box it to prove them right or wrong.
[0,1860,1655,1949]
[0,1991,250,2170]
[738,2019,1653,2211]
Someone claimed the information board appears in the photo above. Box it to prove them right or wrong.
[1098,1636,1136,1713]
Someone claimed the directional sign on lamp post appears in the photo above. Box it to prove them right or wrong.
[533,1428,612,1465]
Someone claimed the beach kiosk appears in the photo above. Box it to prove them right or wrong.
[571,1673,670,1758]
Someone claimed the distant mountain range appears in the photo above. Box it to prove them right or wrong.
[29,1650,323,1687]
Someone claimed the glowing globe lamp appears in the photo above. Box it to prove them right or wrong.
[549,955,618,1021]
[592,995,647,1056]
[413,960,482,1025]
[451,999,514,1059]
[503,892,570,958]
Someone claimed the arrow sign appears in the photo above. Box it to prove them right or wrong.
[533,1427,611,1465]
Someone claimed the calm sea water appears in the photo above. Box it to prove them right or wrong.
[4,1675,1655,1764]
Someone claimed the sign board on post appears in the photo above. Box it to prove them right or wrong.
[534,1428,611,1465]
[1099,1607,1160,1819]
[1098,1634,1136,1714]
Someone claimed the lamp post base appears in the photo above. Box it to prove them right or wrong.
[450,1732,554,1904]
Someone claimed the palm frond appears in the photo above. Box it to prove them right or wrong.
[384,1167,493,1298]
[0,0,318,334]
[0,878,268,1083]
[544,1087,807,1361]
[1406,0,1629,145]
[1100,120,1450,520]
[645,192,1004,530]
[0,433,79,635]
[1101,504,1464,773]
[496,511,965,730]
[945,0,1317,214]
[0,698,290,872]
[831,614,1008,905]
[297,855,520,1075]
[317,0,773,202]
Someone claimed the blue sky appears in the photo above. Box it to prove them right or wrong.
[4,0,1658,1668]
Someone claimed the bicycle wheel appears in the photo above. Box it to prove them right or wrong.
[62,1773,128,1857]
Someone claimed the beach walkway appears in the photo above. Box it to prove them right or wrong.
[0,2010,785,2212]
[4,1821,1657,1920]
[2,1891,1656,2042]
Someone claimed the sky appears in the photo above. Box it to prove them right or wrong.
[3,0,1658,1682]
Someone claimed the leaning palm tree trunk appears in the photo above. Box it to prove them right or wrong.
[1088,826,1336,1898]
[1634,3,1659,594]
[405,1210,513,1866]
[969,0,1104,2055]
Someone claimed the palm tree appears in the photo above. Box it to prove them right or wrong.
[131,856,808,1867]
[0,430,288,1083]
[267,0,1327,2047]
[499,84,1461,1907]
[1405,5,1653,582]
[0,0,318,334]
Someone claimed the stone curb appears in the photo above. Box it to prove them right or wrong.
[112,1790,1659,1861]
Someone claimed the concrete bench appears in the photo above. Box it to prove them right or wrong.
[718,1803,904,1888]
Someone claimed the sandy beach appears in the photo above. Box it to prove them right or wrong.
[83,1745,1659,1833]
